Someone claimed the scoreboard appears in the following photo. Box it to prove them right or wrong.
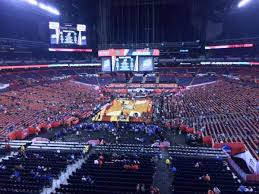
[49,22,87,46]
[115,57,136,71]
[99,49,159,72]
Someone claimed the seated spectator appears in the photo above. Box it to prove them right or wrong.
[151,155,159,163]
[165,158,171,169]
[94,159,99,165]
[41,173,53,183]
[0,164,6,172]
[29,169,36,177]
[67,154,75,163]
[208,189,214,194]
[81,175,94,184]
[150,185,160,194]
[76,130,80,138]
[237,184,255,192]
[237,184,247,192]
[237,185,253,192]
[141,184,146,193]
[195,161,203,168]
[213,186,221,194]
[20,145,25,152]
[18,145,26,157]
[136,184,140,193]
[199,174,211,183]
[10,169,21,181]
[37,165,46,172]
[98,154,104,167]
[99,138,106,145]
[83,144,90,155]
[132,163,140,170]
[123,163,139,171]
[15,164,25,171]
[170,166,177,176]
[247,186,254,192]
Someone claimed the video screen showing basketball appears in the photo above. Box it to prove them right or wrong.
[92,98,153,123]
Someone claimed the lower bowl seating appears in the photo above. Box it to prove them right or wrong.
[55,152,155,194]
[0,150,81,194]
[171,156,258,194]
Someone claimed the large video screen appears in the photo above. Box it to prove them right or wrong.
[114,57,136,72]
[102,57,112,72]
[139,57,154,71]
[49,22,87,46]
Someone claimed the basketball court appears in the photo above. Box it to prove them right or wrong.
[92,98,153,122]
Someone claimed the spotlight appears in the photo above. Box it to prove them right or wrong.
[24,0,37,6]
[38,3,60,15]
[20,0,60,16]
[238,0,252,8]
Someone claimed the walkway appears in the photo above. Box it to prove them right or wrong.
[153,150,173,194]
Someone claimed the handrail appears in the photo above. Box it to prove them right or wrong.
[227,154,247,182]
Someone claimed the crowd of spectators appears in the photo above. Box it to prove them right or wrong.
[0,80,104,140]
[158,80,259,159]
[53,121,165,144]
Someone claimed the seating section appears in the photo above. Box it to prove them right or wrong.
[132,76,144,83]
[95,144,160,154]
[145,76,156,83]
[159,74,177,83]
[112,74,128,83]
[0,149,81,194]
[171,156,246,194]
[159,72,217,86]
[0,149,10,158]
[56,152,155,194]
[162,80,259,159]
[0,80,104,140]
[74,76,99,85]
[98,75,113,85]
[191,75,217,85]
[55,145,158,194]
[0,68,98,91]
[176,77,193,86]
[168,146,226,158]
[0,143,257,194]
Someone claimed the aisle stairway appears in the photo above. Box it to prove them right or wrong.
[153,150,172,194]
[156,76,159,84]
[142,76,147,84]
[128,76,134,84]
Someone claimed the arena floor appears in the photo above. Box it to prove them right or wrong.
[92,98,153,122]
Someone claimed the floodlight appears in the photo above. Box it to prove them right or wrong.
[20,0,60,16]
[238,0,252,8]
[23,0,37,6]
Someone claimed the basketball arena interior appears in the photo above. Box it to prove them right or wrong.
[0,0,258,194]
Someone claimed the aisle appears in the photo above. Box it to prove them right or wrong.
[153,150,173,194]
